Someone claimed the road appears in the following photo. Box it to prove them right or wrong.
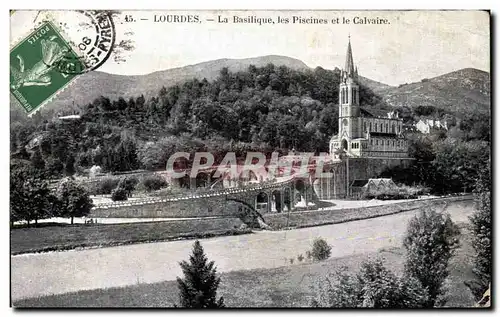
[10,199,473,301]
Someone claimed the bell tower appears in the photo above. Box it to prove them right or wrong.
[338,36,361,144]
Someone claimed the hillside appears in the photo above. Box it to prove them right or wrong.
[379,68,490,116]
[358,75,393,93]
[10,53,490,124]
[10,55,309,115]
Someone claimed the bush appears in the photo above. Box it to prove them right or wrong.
[117,176,139,197]
[311,237,332,261]
[306,250,312,261]
[93,177,120,195]
[311,258,428,308]
[297,254,304,262]
[111,188,128,201]
[140,174,167,192]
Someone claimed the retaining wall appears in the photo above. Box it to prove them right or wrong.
[90,196,247,218]
[263,195,473,230]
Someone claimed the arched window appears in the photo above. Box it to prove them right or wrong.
[386,123,389,132]
[392,124,395,133]
[370,122,372,131]
[364,122,367,132]
[375,123,378,132]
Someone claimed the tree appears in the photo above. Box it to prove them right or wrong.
[311,258,428,308]
[403,208,460,307]
[10,164,51,226]
[64,154,76,176]
[465,163,491,300]
[46,157,64,177]
[30,148,45,170]
[176,240,225,308]
[111,188,128,201]
[56,178,94,224]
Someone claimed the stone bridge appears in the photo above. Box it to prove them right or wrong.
[89,156,413,227]
[90,175,317,228]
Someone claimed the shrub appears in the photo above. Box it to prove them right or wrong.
[311,237,332,261]
[111,188,128,201]
[403,208,460,307]
[306,250,312,261]
[117,176,139,197]
[297,254,304,262]
[311,259,428,308]
[140,174,167,192]
[93,177,120,195]
[289,258,294,265]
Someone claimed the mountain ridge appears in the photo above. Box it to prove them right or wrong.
[10,55,489,119]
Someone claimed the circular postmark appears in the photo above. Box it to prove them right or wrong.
[52,10,116,75]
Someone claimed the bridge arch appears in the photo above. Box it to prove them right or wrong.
[225,197,268,229]
[271,189,282,213]
[255,192,269,213]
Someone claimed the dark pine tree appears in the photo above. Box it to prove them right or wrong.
[176,240,225,308]
[30,148,46,170]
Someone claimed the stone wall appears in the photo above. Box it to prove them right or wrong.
[314,157,414,199]
[263,195,472,229]
[90,196,247,218]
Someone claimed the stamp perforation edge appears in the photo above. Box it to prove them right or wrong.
[10,11,97,117]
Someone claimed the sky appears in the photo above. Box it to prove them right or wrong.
[11,10,490,86]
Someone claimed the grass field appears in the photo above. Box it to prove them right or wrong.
[13,223,477,308]
[10,217,249,255]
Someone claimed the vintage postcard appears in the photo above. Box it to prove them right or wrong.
[10,10,491,308]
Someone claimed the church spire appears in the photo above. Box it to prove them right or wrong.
[344,36,355,76]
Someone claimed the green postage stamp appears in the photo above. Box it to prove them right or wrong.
[10,21,79,115]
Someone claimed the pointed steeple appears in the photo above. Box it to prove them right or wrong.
[344,36,355,76]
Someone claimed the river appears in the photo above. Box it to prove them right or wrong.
[10,199,473,301]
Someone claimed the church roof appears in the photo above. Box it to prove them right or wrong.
[345,37,355,76]
[360,108,375,117]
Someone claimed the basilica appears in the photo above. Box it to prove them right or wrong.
[330,38,409,159]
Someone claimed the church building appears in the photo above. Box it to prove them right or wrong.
[330,38,409,159]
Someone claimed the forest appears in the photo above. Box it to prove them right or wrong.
[10,63,490,194]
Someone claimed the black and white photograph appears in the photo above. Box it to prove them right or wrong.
[9,8,492,309]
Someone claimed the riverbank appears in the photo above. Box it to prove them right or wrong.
[10,217,250,255]
[13,221,476,307]
[10,198,474,301]
[10,195,472,255]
